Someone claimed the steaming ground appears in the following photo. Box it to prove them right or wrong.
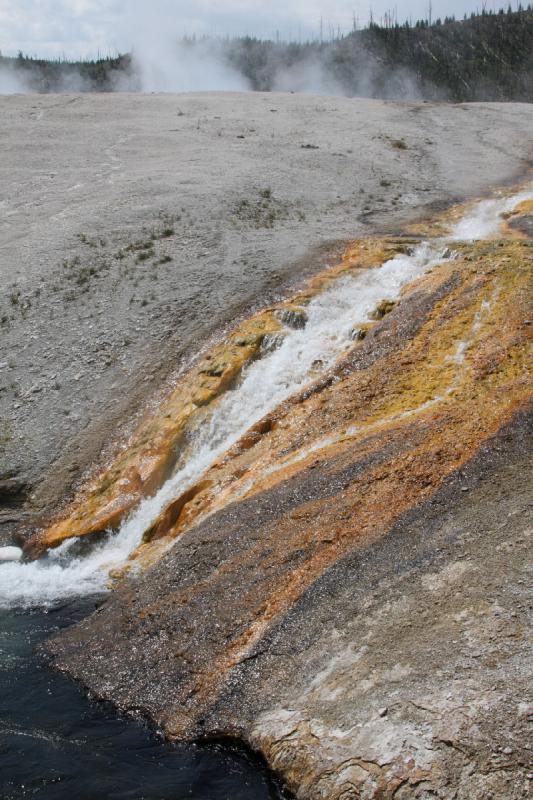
[1,91,532,543]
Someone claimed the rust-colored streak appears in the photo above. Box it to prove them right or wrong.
[130,238,531,572]
[23,312,283,557]
[136,233,531,736]
[23,236,432,558]
[44,211,532,746]
[26,187,531,572]
[163,397,529,738]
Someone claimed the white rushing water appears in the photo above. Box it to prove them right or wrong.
[450,188,532,241]
[1,186,530,608]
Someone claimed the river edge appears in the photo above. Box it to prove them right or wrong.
[33,186,533,797]
[2,96,532,798]
[40,410,532,799]
[0,601,291,799]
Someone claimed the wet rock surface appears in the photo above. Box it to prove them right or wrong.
[22,309,282,557]
[43,217,532,797]
[240,415,532,799]
[44,414,533,799]
[3,92,533,797]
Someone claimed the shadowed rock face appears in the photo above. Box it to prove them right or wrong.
[42,190,532,797]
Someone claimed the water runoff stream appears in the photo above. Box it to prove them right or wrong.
[0,187,530,798]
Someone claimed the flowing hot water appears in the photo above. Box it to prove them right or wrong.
[1,187,530,608]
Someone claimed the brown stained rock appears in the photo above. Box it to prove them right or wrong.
[38,188,533,798]
[274,305,308,330]
[45,412,533,800]
[349,323,372,341]
[23,235,422,559]
[42,223,532,798]
[240,412,532,799]
[503,198,533,239]
[142,480,213,544]
[369,299,396,320]
[124,237,529,567]
[22,312,283,558]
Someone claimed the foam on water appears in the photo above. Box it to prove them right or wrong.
[1,187,528,608]
[0,534,131,606]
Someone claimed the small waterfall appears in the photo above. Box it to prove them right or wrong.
[1,186,530,608]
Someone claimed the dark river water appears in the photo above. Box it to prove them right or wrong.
[0,600,286,800]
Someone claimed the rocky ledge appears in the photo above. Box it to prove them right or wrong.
[40,192,532,798]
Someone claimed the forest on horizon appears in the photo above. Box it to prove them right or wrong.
[1,6,532,102]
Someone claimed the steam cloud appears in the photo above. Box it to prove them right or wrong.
[0,64,29,94]
[119,2,248,93]
[131,40,247,92]
[0,2,424,100]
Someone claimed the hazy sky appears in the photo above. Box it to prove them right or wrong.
[0,0,515,58]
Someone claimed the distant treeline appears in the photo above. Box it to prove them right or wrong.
[229,6,533,101]
[0,52,135,92]
[1,6,532,101]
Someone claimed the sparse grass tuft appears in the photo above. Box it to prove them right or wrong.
[63,257,81,270]
[77,233,97,248]
[233,188,289,229]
